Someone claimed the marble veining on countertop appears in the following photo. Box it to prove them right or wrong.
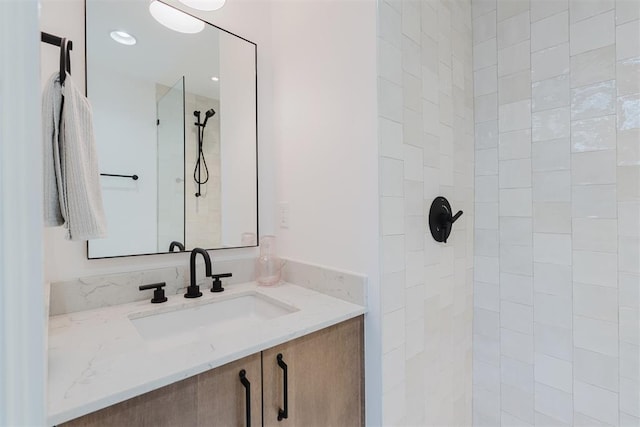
[47,281,365,426]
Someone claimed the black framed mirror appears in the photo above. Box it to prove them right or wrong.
[85,0,258,259]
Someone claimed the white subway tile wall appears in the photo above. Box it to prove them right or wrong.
[473,1,640,426]
[378,0,475,425]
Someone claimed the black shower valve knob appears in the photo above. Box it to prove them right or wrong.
[428,196,463,244]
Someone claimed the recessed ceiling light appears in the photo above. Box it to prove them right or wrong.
[110,30,137,45]
[149,1,205,34]
[210,76,219,81]
[178,0,226,11]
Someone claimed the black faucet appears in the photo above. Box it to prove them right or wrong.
[186,248,211,298]
[169,241,185,252]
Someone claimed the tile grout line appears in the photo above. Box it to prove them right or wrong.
[567,2,576,420]
[528,3,535,424]
[495,1,501,424]
[613,2,621,421]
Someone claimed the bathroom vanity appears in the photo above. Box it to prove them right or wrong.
[59,317,363,427]
[47,281,365,426]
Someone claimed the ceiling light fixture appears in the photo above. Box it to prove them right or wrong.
[149,1,205,34]
[109,30,137,45]
[210,76,219,81]
[178,0,226,11]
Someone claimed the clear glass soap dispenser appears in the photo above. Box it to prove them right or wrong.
[256,235,283,286]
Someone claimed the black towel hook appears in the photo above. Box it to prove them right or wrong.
[41,32,72,84]
[59,38,72,85]
[59,38,67,84]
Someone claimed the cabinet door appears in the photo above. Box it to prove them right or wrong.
[60,377,198,427]
[196,352,262,427]
[60,353,261,427]
[262,316,364,427]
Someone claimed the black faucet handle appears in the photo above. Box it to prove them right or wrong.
[139,282,168,304]
[211,273,232,293]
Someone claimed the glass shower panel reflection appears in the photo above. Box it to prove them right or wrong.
[156,77,185,252]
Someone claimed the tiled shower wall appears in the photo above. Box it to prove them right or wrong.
[378,0,475,425]
[472,0,640,425]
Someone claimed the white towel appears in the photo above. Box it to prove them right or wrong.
[42,72,107,240]
[43,73,64,227]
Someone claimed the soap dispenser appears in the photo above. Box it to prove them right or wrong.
[256,235,283,286]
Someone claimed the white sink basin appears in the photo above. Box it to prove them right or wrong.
[130,293,298,341]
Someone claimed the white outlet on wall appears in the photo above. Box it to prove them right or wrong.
[279,202,290,229]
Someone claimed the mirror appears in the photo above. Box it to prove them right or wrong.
[86,0,258,258]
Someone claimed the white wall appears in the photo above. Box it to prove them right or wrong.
[0,0,46,424]
[270,0,378,275]
[88,67,158,257]
[40,0,273,282]
[269,0,380,423]
[377,0,476,425]
[472,0,640,425]
[220,32,258,247]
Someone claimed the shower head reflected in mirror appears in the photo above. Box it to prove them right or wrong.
[194,107,216,197]
[202,108,215,128]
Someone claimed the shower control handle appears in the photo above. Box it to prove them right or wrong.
[440,210,463,243]
[429,197,463,244]
[441,215,452,243]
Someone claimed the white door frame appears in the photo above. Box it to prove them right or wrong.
[0,0,47,425]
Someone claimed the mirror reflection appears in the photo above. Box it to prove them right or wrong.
[86,0,258,259]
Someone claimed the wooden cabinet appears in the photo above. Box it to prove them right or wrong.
[60,316,363,427]
[61,353,261,427]
[263,316,364,427]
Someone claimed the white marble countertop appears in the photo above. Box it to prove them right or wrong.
[47,281,365,425]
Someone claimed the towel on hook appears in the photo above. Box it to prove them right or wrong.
[42,71,107,240]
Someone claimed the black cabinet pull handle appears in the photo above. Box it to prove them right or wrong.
[239,370,251,427]
[277,353,288,421]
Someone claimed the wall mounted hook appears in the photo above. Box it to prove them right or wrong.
[428,196,463,243]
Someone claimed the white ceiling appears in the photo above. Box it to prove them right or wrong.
[86,0,221,99]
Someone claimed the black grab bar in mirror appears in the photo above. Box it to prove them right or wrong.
[100,173,139,181]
